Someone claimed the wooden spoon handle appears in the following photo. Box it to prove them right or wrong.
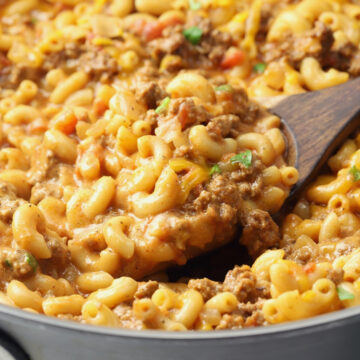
[272,77,360,196]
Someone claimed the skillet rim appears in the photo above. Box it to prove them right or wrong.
[0,302,360,340]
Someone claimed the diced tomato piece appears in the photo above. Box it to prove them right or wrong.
[304,263,316,274]
[177,102,190,129]
[144,21,164,41]
[54,111,78,135]
[144,16,184,41]
[221,49,245,69]
[93,99,108,117]
[0,53,11,67]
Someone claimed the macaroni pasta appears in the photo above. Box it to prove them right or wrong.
[0,0,359,331]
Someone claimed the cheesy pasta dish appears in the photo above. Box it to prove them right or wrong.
[0,0,359,331]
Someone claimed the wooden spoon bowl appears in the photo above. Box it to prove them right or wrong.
[271,77,360,215]
[166,79,360,279]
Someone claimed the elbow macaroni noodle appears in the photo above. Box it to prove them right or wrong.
[0,0,358,331]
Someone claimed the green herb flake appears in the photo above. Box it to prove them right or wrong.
[337,286,355,301]
[30,17,38,25]
[253,62,266,74]
[25,252,38,273]
[210,164,222,176]
[189,0,201,10]
[215,84,233,92]
[183,26,203,45]
[155,97,171,114]
[4,259,12,268]
[230,150,252,168]
[349,165,360,182]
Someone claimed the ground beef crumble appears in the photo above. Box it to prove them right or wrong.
[238,301,266,327]
[135,82,167,109]
[327,268,344,285]
[44,234,69,272]
[207,115,242,141]
[135,281,159,299]
[113,304,144,330]
[0,248,33,281]
[263,22,334,68]
[148,16,234,70]
[240,209,281,258]
[188,267,268,329]
[215,88,259,124]
[223,265,261,303]
[168,98,210,129]
[30,182,63,204]
[6,42,122,86]
[262,20,360,76]
[188,278,223,302]
[0,182,26,223]
[216,314,245,329]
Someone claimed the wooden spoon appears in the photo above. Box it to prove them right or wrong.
[165,79,360,280]
[269,77,360,216]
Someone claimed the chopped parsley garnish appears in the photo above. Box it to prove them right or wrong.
[230,150,252,168]
[4,259,12,268]
[25,252,38,273]
[349,165,360,182]
[215,84,233,92]
[189,0,201,10]
[253,62,266,74]
[30,17,38,25]
[337,286,355,301]
[210,164,221,176]
[155,97,171,114]
[183,26,203,45]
